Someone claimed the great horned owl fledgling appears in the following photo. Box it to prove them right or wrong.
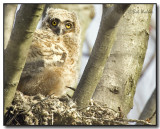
[17,8,81,97]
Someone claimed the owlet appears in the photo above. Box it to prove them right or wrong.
[17,8,81,97]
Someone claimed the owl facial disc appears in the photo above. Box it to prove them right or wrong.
[47,18,75,35]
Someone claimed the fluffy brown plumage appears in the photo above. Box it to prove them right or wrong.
[17,8,81,97]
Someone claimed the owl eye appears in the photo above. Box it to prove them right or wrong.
[52,20,57,26]
[65,23,72,29]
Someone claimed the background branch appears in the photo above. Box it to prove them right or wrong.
[138,89,156,125]
[4,4,17,49]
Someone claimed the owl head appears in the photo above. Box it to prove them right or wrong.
[42,8,80,36]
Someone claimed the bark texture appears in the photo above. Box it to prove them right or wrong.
[93,4,153,116]
[73,4,130,110]
[4,4,45,113]
[138,89,156,125]
[4,4,17,49]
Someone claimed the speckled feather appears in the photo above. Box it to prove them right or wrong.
[17,8,81,97]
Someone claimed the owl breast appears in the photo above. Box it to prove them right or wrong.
[18,29,79,97]
[21,30,67,78]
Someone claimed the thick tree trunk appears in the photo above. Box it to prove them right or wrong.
[138,89,156,125]
[73,4,130,110]
[93,4,153,117]
[4,4,45,113]
[4,4,17,49]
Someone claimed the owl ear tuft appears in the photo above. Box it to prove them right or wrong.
[71,12,81,35]
[46,7,53,15]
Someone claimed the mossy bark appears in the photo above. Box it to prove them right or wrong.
[73,4,130,110]
[4,4,45,113]
[4,4,17,49]
[93,4,153,116]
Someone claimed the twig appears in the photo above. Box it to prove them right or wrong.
[117,118,153,125]
[15,118,20,125]
[6,111,19,125]
[77,105,90,111]
[51,113,54,125]
[21,93,55,114]
[102,106,118,113]
[93,102,118,114]
[66,86,76,91]
[6,93,55,125]
[83,116,153,125]
[83,116,125,125]
[147,110,156,121]
[118,106,124,118]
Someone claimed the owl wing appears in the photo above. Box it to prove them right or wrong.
[21,30,67,79]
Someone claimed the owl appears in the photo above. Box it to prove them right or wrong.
[17,8,81,97]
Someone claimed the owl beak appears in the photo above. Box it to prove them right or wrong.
[56,28,63,36]
[55,28,60,36]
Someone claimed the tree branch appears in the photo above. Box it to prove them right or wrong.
[4,4,17,49]
[138,89,156,125]
[73,4,130,110]
[4,4,45,113]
